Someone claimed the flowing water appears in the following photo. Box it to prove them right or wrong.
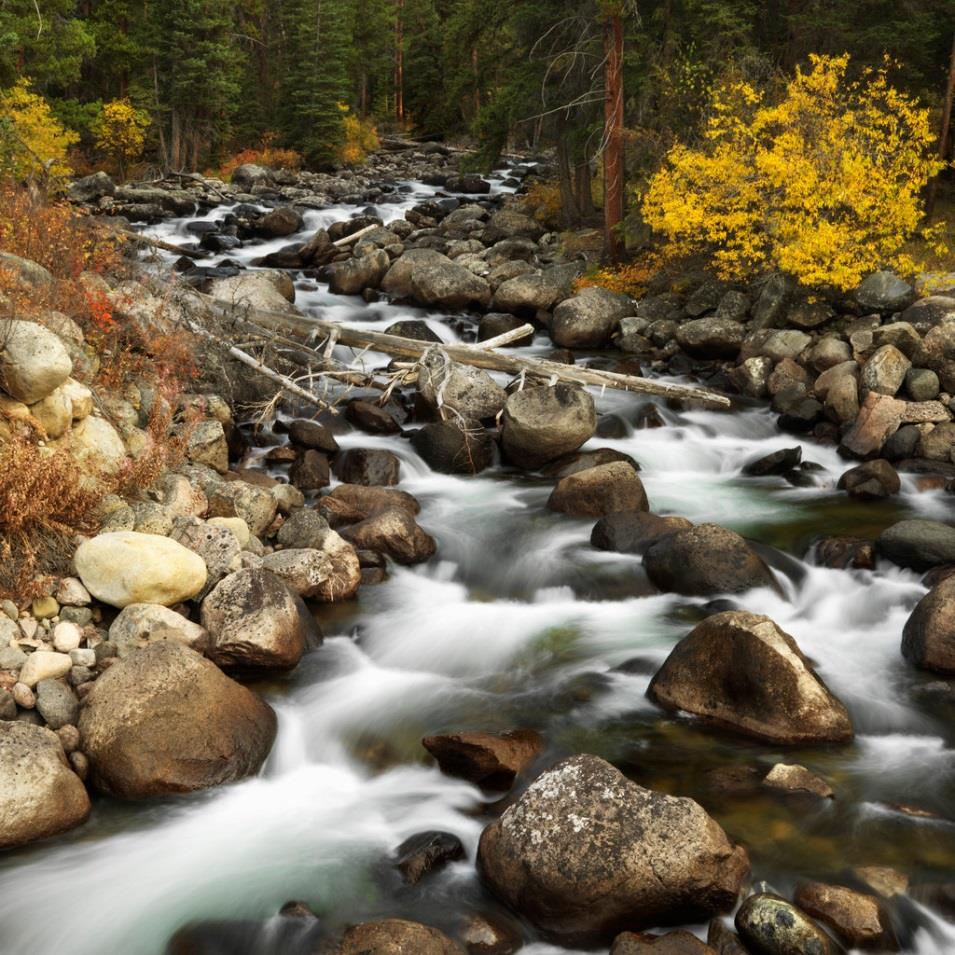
[2,173,954,955]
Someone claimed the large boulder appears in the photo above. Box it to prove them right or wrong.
[68,170,116,203]
[643,524,778,597]
[336,919,465,955]
[551,287,634,348]
[318,484,420,525]
[78,642,276,798]
[901,576,955,674]
[855,271,916,314]
[74,531,207,608]
[878,519,955,571]
[591,512,692,555]
[254,206,304,238]
[676,318,745,360]
[340,508,436,565]
[381,249,449,300]
[547,462,648,517]
[411,421,495,474]
[417,352,507,421]
[0,319,73,404]
[477,755,749,944]
[861,344,911,397]
[839,392,904,458]
[208,271,296,314]
[411,257,492,311]
[108,603,209,659]
[501,384,596,470]
[201,568,308,671]
[0,722,90,848]
[230,163,273,191]
[493,273,566,315]
[647,611,854,744]
[328,249,391,295]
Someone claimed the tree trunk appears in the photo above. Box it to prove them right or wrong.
[575,161,596,221]
[927,33,955,217]
[603,13,625,262]
[395,0,405,123]
[556,115,579,227]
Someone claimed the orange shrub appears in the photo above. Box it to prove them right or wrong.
[575,257,662,298]
[218,133,303,179]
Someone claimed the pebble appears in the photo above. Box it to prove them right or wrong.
[69,648,96,667]
[0,687,16,720]
[60,606,93,626]
[18,650,72,687]
[55,577,92,607]
[12,682,35,708]
[69,750,89,781]
[18,617,38,640]
[52,622,82,653]
[69,666,96,687]
[31,597,59,619]
[56,724,81,753]
[1,600,18,621]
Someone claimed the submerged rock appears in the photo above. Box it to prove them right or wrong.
[79,643,276,798]
[591,512,692,555]
[423,729,542,790]
[336,919,465,954]
[394,830,466,885]
[611,931,717,954]
[477,754,749,944]
[793,882,897,951]
[411,421,495,474]
[643,524,779,597]
[647,611,854,744]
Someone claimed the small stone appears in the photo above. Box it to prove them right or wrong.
[55,724,81,753]
[55,577,91,607]
[60,606,93,626]
[18,651,72,688]
[762,763,834,798]
[906,368,940,402]
[837,459,901,500]
[35,679,79,729]
[793,881,897,951]
[0,688,16,720]
[52,621,82,653]
[69,648,96,667]
[69,666,95,686]
[12,683,35,708]
[68,750,89,781]
[31,597,59,620]
[394,830,466,885]
[18,616,39,641]
[0,645,27,670]
[736,893,839,955]
[1,600,18,621]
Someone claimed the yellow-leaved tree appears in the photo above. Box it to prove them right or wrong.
[0,79,79,182]
[642,55,947,291]
[93,99,151,180]
[338,104,379,167]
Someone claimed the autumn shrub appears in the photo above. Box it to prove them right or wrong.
[575,257,662,298]
[642,54,948,291]
[0,79,79,183]
[338,106,379,167]
[521,181,564,229]
[93,98,150,180]
[218,133,303,179]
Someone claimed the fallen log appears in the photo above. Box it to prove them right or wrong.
[121,230,205,259]
[196,293,732,409]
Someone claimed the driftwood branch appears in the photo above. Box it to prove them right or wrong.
[121,230,204,259]
[196,294,732,408]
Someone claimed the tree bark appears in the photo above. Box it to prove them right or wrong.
[395,0,405,123]
[603,13,625,262]
[927,33,955,217]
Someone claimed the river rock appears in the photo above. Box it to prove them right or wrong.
[328,249,391,295]
[417,352,506,420]
[208,270,296,313]
[0,319,73,404]
[108,603,209,658]
[411,257,492,310]
[676,317,745,359]
[793,882,896,950]
[878,519,955,571]
[275,508,330,550]
[611,931,716,954]
[458,913,522,955]
[411,421,495,474]
[394,830,466,885]
[207,481,278,536]
[901,576,955,674]
[647,611,853,744]
[262,535,362,602]
[340,508,436,565]
[736,894,839,955]
[319,484,420,525]
[493,274,565,315]
[69,170,115,202]
[477,754,749,943]
[547,461,648,517]
[334,448,400,487]
[762,763,833,799]
[0,722,90,848]
[862,345,911,397]
[74,531,207,608]
[551,287,633,348]
[336,919,465,954]
[856,271,916,314]
[78,642,276,798]
[839,393,904,458]
[288,418,339,452]
[423,729,542,790]
[200,568,308,670]
[170,518,244,599]
[643,524,778,596]
[18,651,72,688]
[837,459,901,499]
[289,449,330,490]
[34,678,79,729]
[381,248,449,300]
[501,384,596,470]
[346,399,402,434]
[591,512,692,554]
[742,447,802,476]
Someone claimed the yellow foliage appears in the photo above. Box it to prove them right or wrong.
[93,98,150,178]
[521,181,564,229]
[642,55,948,291]
[338,104,379,167]
[217,133,303,179]
[0,79,79,181]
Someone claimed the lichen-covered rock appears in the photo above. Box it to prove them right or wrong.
[261,534,362,602]
[477,754,749,944]
[736,893,840,955]
[108,603,209,659]
[647,611,853,745]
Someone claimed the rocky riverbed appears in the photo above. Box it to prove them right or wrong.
[0,152,954,955]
